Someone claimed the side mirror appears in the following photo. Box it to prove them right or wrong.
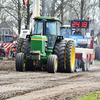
[91,30,94,36]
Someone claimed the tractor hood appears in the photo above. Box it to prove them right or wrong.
[31,35,48,53]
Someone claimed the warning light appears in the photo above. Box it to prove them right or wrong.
[51,17,54,19]
[87,16,89,19]
[68,18,71,21]
[35,17,39,18]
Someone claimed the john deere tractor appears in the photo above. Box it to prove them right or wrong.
[16,16,75,73]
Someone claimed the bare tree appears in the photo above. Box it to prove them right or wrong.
[0,0,99,34]
[0,0,8,23]
[0,0,33,34]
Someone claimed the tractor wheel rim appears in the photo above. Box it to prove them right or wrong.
[23,58,25,67]
[71,45,75,70]
[21,44,23,53]
[55,60,57,69]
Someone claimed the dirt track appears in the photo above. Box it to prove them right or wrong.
[0,60,100,100]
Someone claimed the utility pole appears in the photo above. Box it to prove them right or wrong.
[18,0,21,34]
[81,0,84,20]
[27,0,30,29]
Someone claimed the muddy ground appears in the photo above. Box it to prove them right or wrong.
[0,59,100,100]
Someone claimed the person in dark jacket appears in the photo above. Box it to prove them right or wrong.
[0,43,5,57]
[74,27,82,35]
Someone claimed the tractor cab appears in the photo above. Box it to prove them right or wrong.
[32,16,61,48]
[33,17,60,35]
[60,25,71,38]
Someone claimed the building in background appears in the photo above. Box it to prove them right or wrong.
[0,19,18,42]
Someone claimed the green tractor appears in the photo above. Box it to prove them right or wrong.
[16,16,75,73]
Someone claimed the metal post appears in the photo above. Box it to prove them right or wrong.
[35,0,40,16]
[30,0,40,35]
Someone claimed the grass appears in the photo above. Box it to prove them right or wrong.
[77,61,100,100]
[77,91,100,100]
[94,60,100,65]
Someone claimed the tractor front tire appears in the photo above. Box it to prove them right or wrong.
[47,55,58,73]
[22,38,36,71]
[53,40,67,72]
[16,38,24,53]
[66,41,75,73]
[16,53,25,71]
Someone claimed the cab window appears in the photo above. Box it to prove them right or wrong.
[60,27,71,38]
[46,21,56,35]
[33,21,43,34]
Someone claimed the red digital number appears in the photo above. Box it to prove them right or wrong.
[81,22,87,28]
[76,22,80,27]
[72,21,76,27]
[72,21,80,27]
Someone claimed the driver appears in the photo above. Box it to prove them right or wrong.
[74,27,82,35]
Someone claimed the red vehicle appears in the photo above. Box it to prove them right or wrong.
[0,35,17,58]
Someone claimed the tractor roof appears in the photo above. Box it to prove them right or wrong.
[34,16,60,22]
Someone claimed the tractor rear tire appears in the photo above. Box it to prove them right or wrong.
[54,40,67,72]
[47,55,58,73]
[22,38,31,56]
[16,53,25,71]
[16,38,24,53]
[66,40,75,73]
[58,40,67,72]
[22,38,36,71]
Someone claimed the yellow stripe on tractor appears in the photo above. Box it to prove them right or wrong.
[31,38,47,41]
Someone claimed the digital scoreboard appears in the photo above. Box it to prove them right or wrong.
[71,20,89,28]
